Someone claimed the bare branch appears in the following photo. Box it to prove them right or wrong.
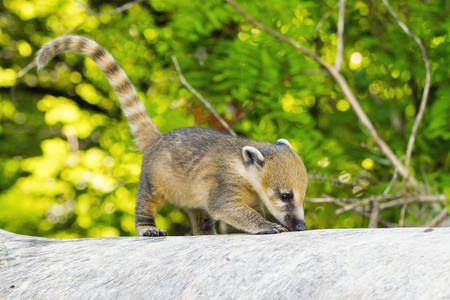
[306,193,447,228]
[379,194,447,210]
[314,2,340,34]
[383,167,399,195]
[369,197,379,228]
[314,12,332,35]
[399,193,409,227]
[333,193,403,215]
[321,194,394,228]
[305,198,338,203]
[224,0,319,59]
[426,208,449,228]
[11,60,36,106]
[381,0,431,183]
[143,72,180,83]
[335,0,347,71]
[75,0,145,17]
[76,1,94,16]
[308,173,360,187]
[224,0,417,186]
[171,56,237,137]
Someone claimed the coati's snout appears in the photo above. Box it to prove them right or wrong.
[294,221,307,231]
[285,215,307,231]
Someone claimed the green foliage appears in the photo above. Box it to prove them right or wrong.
[0,0,449,237]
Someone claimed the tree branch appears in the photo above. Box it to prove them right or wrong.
[381,0,432,184]
[379,194,447,210]
[320,194,394,228]
[306,193,447,228]
[313,2,339,49]
[383,167,399,195]
[369,197,379,228]
[224,0,417,186]
[75,0,145,17]
[332,193,403,215]
[171,56,237,137]
[335,0,347,71]
[426,208,449,228]
[399,193,409,227]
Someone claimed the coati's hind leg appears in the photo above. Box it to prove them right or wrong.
[187,208,216,235]
[135,175,167,237]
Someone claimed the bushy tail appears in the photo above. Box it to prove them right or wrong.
[36,35,161,152]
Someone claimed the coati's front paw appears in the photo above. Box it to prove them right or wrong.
[138,227,168,237]
[143,228,167,237]
[256,225,288,234]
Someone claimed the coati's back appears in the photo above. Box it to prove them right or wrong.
[141,127,263,208]
[36,35,308,236]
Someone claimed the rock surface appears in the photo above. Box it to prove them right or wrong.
[1,228,449,299]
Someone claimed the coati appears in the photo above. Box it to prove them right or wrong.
[36,35,308,236]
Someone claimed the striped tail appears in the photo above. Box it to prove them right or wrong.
[36,35,162,152]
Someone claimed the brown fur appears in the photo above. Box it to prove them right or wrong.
[36,35,308,236]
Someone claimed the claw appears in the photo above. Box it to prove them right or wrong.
[256,226,288,234]
[142,228,167,237]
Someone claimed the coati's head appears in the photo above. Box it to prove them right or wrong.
[242,139,308,231]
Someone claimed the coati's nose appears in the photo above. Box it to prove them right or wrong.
[293,221,307,231]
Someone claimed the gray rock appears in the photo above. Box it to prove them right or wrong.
[1,228,449,299]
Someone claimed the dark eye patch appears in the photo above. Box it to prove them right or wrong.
[279,191,293,202]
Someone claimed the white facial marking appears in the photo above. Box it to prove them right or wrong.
[293,190,299,202]
[263,197,285,224]
[292,190,305,220]
[296,205,305,221]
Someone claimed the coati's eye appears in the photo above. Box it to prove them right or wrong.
[280,193,292,202]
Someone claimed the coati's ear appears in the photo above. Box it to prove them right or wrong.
[276,139,293,150]
[242,146,264,167]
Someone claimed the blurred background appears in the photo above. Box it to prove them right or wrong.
[0,0,449,238]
